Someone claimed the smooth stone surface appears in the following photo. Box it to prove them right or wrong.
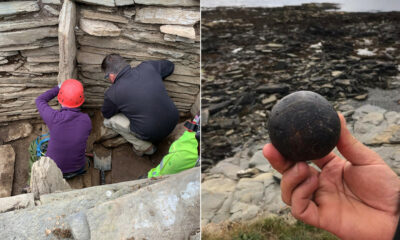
[77,51,105,65]
[136,7,200,25]
[115,0,135,6]
[0,1,40,16]
[160,24,196,39]
[42,0,61,4]
[0,145,16,198]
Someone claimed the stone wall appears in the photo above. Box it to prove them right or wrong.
[0,0,200,198]
[0,0,200,123]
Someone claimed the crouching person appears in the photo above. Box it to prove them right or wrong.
[35,79,92,178]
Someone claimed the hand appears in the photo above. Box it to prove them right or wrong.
[263,113,400,240]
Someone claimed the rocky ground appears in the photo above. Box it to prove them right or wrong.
[201,4,400,166]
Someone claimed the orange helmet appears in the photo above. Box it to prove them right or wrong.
[57,79,85,108]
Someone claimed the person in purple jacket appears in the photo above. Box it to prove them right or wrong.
[35,79,92,177]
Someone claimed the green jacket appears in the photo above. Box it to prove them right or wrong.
[148,131,198,178]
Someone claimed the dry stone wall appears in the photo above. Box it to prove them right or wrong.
[0,0,200,123]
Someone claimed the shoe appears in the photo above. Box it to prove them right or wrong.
[132,146,144,157]
[144,145,157,155]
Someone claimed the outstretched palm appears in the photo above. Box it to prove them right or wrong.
[264,114,400,240]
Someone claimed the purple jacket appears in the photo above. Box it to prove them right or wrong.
[35,86,92,173]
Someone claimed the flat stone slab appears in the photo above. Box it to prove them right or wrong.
[0,122,32,143]
[74,0,115,7]
[86,168,200,239]
[136,7,200,25]
[135,0,199,6]
[0,1,40,16]
[0,27,58,48]
[0,193,34,213]
[160,24,196,39]
[79,18,121,37]
[0,145,15,198]
[0,18,58,32]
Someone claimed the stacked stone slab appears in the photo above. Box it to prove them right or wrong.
[0,1,61,123]
[76,0,200,114]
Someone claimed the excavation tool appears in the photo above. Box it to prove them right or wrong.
[93,145,112,185]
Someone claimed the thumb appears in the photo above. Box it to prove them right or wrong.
[336,113,384,165]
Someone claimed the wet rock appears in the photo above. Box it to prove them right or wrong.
[0,145,15,198]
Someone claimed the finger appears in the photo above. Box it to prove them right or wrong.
[263,143,294,174]
[311,151,338,170]
[291,174,320,227]
[281,162,310,205]
[336,113,384,165]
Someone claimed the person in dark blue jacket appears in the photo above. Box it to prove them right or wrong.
[101,54,179,156]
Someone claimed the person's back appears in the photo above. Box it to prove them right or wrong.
[102,56,179,144]
[36,79,92,173]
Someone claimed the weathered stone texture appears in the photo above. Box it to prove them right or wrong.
[74,0,115,7]
[30,157,71,199]
[80,18,121,37]
[0,145,16,198]
[0,1,40,16]
[58,0,76,84]
[0,27,58,48]
[0,122,32,143]
[136,7,200,25]
[80,9,129,23]
[0,18,58,32]
[135,0,199,7]
[160,24,196,39]
[0,193,34,213]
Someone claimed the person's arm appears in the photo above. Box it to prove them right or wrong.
[35,86,60,124]
[101,95,119,119]
[145,60,175,78]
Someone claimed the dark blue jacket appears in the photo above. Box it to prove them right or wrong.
[101,60,179,143]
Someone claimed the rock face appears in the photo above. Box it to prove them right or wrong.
[86,167,200,239]
[58,0,77,84]
[135,0,199,6]
[0,145,16,197]
[29,157,71,199]
[0,27,58,48]
[0,168,200,240]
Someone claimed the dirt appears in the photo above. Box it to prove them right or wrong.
[52,228,72,239]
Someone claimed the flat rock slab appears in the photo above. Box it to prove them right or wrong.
[80,9,129,23]
[0,122,32,143]
[0,145,15,198]
[0,1,39,16]
[0,193,34,213]
[74,0,115,7]
[0,18,58,32]
[86,168,200,239]
[0,27,58,48]
[58,0,77,84]
[80,18,121,37]
[135,0,199,6]
[136,7,200,25]
[160,24,196,39]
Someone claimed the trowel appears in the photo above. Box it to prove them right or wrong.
[93,145,112,185]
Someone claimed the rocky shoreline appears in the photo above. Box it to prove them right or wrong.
[201,4,400,166]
